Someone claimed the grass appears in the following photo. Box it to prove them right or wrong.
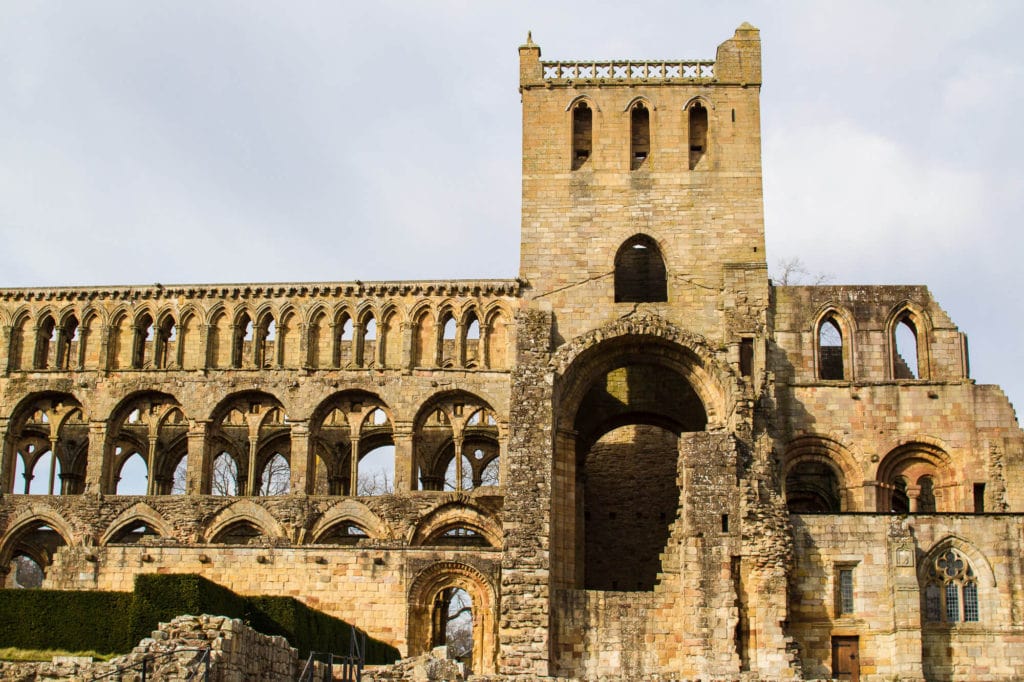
[0,647,118,662]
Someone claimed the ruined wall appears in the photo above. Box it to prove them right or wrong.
[791,514,1024,681]
[772,284,1024,514]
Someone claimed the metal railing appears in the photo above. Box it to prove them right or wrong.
[89,647,211,681]
[298,625,367,682]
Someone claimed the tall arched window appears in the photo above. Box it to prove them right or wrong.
[571,101,592,170]
[818,316,845,380]
[630,102,650,170]
[614,235,667,303]
[688,101,708,170]
[894,316,919,379]
[923,549,980,623]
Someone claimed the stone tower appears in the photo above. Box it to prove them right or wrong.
[518,23,768,348]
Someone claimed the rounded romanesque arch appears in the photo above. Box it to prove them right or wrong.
[412,391,502,493]
[875,439,954,512]
[203,499,287,543]
[308,499,390,543]
[409,502,502,549]
[550,315,732,593]
[2,392,88,496]
[783,434,862,512]
[101,502,171,545]
[0,505,76,587]
[407,561,498,676]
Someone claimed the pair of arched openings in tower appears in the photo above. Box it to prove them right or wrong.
[816,309,925,381]
[571,99,708,171]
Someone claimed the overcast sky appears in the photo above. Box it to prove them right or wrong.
[1,1,1021,414]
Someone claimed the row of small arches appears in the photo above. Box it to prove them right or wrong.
[2,500,501,587]
[4,388,503,497]
[570,97,710,171]
[4,301,512,373]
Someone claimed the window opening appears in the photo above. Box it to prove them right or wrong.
[974,483,986,513]
[116,453,148,495]
[171,455,188,495]
[918,476,936,513]
[818,317,844,380]
[891,477,909,513]
[357,445,394,496]
[211,452,239,496]
[838,568,855,615]
[572,101,592,170]
[740,338,754,377]
[894,318,919,379]
[688,101,708,169]
[9,554,45,588]
[924,549,979,623]
[259,453,290,496]
[630,102,650,170]
[614,235,667,303]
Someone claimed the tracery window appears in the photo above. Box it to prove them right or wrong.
[924,549,980,623]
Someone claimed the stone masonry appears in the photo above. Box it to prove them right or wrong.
[1,24,1022,681]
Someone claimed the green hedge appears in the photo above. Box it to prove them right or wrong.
[1,574,399,664]
[128,573,248,646]
[0,589,133,654]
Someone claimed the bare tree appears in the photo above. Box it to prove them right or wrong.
[258,453,290,496]
[445,588,473,661]
[772,256,833,286]
[357,469,393,496]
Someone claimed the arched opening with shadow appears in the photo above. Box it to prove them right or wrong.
[785,460,842,512]
[554,333,713,592]
[0,515,72,589]
[614,235,667,303]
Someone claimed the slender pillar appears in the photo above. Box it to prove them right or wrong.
[185,421,209,494]
[289,420,311,494]
[83,421,109,494]
[246,436,258,496]
[393,425,415,492]
[47,437,58,495]
[453,436,465,491]
[349,435,361,496]
[145,436,158,495]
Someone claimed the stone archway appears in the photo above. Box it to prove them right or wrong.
[407,561,498,675]
[550,320,726,592]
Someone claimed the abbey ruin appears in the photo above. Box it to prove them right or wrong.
[1,25,1022,681]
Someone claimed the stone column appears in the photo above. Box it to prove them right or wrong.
[353,323,365,368]
[402,322,415,370]
[348,435,361,495]
[455,322,466,368]
[185,421,209,494]
[393,424,415,492]
[246,435,258,496]
[453,435,465,490]
[289,420,311,494]
[83,421,109,494]
[47,437,59,496]
[145,436,159,495]
[480,323,492,369]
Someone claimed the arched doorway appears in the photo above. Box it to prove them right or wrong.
[553,333,716,591]
[407,562,497,675]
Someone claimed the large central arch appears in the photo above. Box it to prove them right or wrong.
[550,320,728,592]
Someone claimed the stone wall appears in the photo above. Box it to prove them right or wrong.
[0,614,300,682]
